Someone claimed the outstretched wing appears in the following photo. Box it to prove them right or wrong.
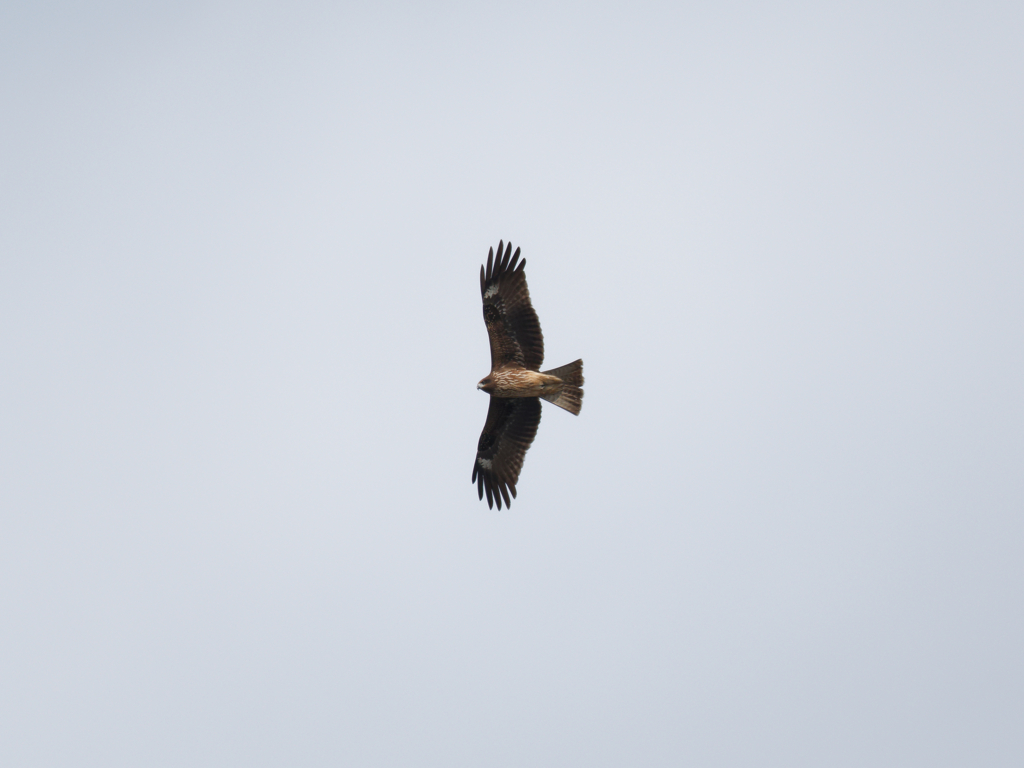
[471,396,542,509]
[480,240,544,371]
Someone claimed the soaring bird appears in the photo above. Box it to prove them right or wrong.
[472,241,584,509]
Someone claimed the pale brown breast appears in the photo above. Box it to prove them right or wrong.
[492,368,563,398]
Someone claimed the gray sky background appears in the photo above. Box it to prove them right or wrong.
[2,1,1022,765]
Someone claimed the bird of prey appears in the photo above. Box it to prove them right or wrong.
[472,240,584,509]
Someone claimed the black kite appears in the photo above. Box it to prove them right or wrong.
[472,241,584,509]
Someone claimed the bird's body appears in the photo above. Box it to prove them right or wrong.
[472,240,584,509]
[478,368,564,399]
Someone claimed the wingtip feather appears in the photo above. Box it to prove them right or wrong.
[498,241,508,274]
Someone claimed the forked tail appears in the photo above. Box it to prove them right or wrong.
[540,359,584,415]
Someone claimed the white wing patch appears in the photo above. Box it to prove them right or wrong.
[484,284,499,299]
[477,457,493,470]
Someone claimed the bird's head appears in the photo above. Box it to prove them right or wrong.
[477,375,494,393]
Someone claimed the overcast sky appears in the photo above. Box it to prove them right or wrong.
[2,1,1022,766]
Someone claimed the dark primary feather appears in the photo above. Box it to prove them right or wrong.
[480,240,545,371]
[471,396,542,510]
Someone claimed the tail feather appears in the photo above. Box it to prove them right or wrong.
[540,359,584,415]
